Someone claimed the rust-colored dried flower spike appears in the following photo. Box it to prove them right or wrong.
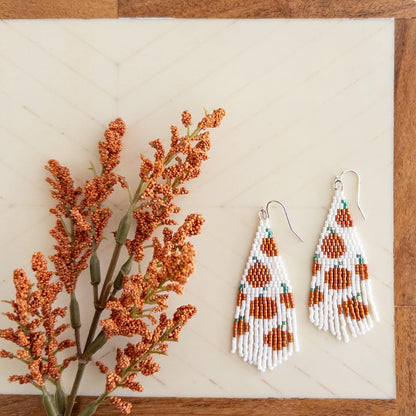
[1,109,225,416]
[99,118,126,173]
[0,252,74,389]
[46,118,126,293]
[198,108,226,130]
[181,110,192,127]
[108,396,132,415]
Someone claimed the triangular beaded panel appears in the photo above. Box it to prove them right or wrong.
[231,217,298,371]
[309,188,379,342]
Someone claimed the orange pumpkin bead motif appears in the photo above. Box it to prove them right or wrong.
[320,232,346,258]
[310,179,379,343]
[232,215,299,371]
[335,208,353,227]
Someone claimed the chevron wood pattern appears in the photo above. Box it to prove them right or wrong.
[0,18,394,402]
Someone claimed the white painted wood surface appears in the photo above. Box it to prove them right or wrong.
[0,18,394,398]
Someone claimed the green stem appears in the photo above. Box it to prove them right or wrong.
[65,179,147,415]
[132,179,144,203]
[65,139,199,414]
[78,391,109,416]
[74,327,82,358]
[59,219,71,239]
[190,126,201,139]
[78,326,178,416]
[84,242,122,349]
[70,292,82,358]
[89,161,98,177]
[42,385,59,416]
[64,363,86,416]
[93,285,98,306]
[55,380,67,415]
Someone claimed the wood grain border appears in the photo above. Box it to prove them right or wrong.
[0,0,117,19]
[2,0,416,19]
[0,2,415,415]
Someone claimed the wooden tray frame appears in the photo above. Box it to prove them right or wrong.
[1,1,415,414]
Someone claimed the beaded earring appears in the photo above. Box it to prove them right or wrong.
[231,201,303,372]
[309,170,379,342]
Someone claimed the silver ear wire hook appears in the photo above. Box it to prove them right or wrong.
[334,169,366,220]
[258,200,304,242]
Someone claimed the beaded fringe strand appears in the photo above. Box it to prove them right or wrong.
[231,216,299,372]
[309,188,379,342]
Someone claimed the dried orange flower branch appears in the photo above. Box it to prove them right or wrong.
[0,108,225,416]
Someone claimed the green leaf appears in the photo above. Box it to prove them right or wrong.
[89,253,101,286]
[78,400,100,416]
[54,382,66,415]
[85,331,108,357]
[42,392,59,416]
[113,256,133,291]
[115,213,132,245]
[70,292,81,329]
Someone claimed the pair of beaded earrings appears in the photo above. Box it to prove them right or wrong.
[231,170,379,372]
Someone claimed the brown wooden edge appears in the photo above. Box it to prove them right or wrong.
[0,2,415,415]
[1,0,416,19]
[0,396,398,415]
[119,0,416,19]
[394,17,416,416]
[394,19,416,307]
[118,0,416,19]
[0,0,117,19]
